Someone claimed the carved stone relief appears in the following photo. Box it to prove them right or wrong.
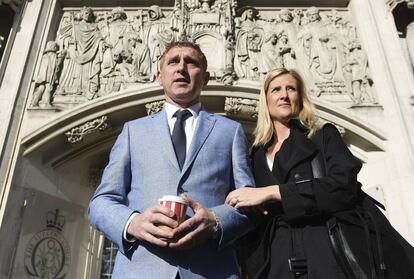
[224,97,258,118]
[29,3,377,110]
[232,6,377,105]
[65,116,110,144]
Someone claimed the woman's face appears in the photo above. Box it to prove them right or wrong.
[266,74,300,124]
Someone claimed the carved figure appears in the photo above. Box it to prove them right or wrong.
[234,7,263,79]
[277,31,296,69]
[297,7,340,83]
[56,13,73,51]
[143,5,175,72]
[344,41,374,104]
[57,7,106,99]
[100,51,132,94]
[275,9,298,46]
[128,35,152,81]
[101,7,131,77]
[31,42,65,107]
[258,33,282,76]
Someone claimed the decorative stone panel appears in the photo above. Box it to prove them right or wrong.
[29,2,378,110]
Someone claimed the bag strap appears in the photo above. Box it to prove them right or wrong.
[310,127,327,179]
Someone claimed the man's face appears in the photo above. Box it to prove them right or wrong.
[157,46,209,108]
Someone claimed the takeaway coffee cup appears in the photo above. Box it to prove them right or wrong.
[158,195,189,232]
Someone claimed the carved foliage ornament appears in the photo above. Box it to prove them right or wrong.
[224,97,258,118]
[65,116,110,144]
[145,100,165,115]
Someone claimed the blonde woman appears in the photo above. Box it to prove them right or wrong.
[226,68,414,279]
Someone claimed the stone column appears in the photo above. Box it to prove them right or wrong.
[351,0,414,243]
[0,0,49,276]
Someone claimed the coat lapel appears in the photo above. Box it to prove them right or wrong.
[181,110,216,175]
[151,109,181,171]
[273,126,318,183]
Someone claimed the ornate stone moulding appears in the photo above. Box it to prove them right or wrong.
[21,86,386,166]
[224,97,258,119]
[65,116,110,144]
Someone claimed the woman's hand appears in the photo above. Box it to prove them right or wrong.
[225,186,281,210]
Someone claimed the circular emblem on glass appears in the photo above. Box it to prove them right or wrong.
[24,209,70,279]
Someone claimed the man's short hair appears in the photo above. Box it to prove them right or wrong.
[159,41,208,71]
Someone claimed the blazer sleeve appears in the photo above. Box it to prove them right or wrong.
[280,124,362,221]
[88,123,136,255]
[210,123,258,247]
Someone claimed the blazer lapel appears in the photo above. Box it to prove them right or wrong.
[181,110,216,175]
[151,109,181,171]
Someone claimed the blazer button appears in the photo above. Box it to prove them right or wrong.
[294,173,302,180]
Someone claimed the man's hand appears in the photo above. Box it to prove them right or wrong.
[127,205,178,247]
[169,195,217,249]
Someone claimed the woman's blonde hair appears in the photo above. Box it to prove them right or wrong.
[253,68,321,146]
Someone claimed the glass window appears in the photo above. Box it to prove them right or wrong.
[100,238,118,279]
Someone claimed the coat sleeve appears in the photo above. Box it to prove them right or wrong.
[211,123,258,247]
[280,124,362,221]
[88,123,136,255]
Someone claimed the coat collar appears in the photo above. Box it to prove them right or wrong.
[262,120,318,183]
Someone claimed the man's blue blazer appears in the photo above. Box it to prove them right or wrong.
[88,108,255,279]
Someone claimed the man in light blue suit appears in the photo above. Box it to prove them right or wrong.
[88,41,255,279]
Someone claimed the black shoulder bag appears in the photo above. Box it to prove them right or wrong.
[311,129,387,279]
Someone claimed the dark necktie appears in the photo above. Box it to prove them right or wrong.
[172,109,192,170]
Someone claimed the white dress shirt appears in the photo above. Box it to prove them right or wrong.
[164,101,201,152]
[123,101,202,241]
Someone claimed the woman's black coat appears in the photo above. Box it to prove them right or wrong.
[241,122,414,279]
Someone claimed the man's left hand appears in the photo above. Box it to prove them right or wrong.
[168,195,217,249]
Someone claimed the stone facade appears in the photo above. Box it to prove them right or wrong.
[0,0,414,278]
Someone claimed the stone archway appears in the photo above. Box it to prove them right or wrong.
[14,85,386,278]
